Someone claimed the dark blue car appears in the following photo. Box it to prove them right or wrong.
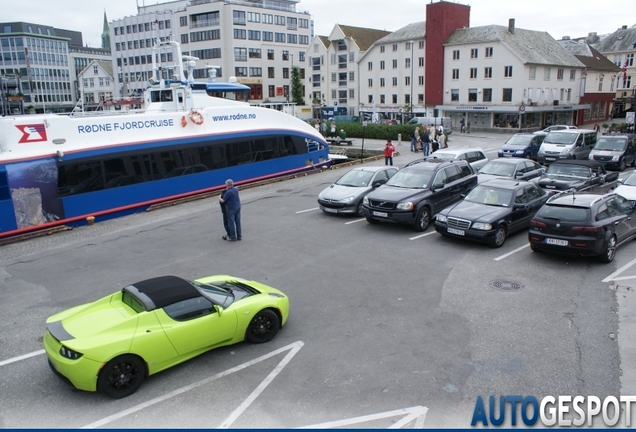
[498,133,546,160]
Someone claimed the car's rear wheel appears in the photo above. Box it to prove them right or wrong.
[598,235,617,263]
[525,153,532,159]
[413,207,431,232]
[98,355,145,399]
[366,216,379,224]
[619,159,627,171]
[530,243,540,253]
[490,225,507,248]
[246,309,280,343]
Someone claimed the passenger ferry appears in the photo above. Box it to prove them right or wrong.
[0,39,330,239]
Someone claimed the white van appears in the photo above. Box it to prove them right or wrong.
[408,117,453,134]
[536,129,598,164]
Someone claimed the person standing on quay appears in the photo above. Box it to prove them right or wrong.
[384,139,396,165]
[219,188,230,239]
[219,179,241,241]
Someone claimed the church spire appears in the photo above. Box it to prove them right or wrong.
[101,10,111,50]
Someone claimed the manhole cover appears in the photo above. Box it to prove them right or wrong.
[490,280,524,291]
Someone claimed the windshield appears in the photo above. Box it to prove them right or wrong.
[623,172,636,186]
[594,138,627,152]
[335,169,374,187]
[191,280,235,308]
[479,162,516,177]
[545,132,577,145]
[505,135,532,146]
[546,164,591,178]
[386,169,433,189]
[427,152,455,162]
[465,185,513,207]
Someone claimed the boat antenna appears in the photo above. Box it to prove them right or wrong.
[206,65,221,83]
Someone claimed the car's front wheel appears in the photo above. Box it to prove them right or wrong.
[246,309,280,343]
[356,202,364,217]
[619,159,627,171]
[598,235,617,263]
[525,153,532,159]
[413,207,430,232]
[366,216,379,224]
[490,225,507,248]
[98,355,145,399]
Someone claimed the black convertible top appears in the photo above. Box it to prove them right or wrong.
[548,159,604,169]
[127,276,200,309]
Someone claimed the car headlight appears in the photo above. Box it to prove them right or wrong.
[339,196,355,203]
[472,222,492,230]
[59,345,83,360]
[588,154,593,160]
[436,214,447,223]
[318,192,324,200]
[515,150,524,155]
[612,155,620,162]
[363,196,369,205]
[396,202,414,210]
[560,148,570,155]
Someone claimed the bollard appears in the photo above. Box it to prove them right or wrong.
[398,133,402,146]
[86,216,95,225]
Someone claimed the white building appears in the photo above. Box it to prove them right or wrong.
[77,60,115,110]
[439,19,587,132]
[110,0,312,103]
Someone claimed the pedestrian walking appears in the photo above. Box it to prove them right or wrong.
[438,131,447,149]
[410,129,417,152]
[219,179,241,241]
[414,127,422,151]
[320,120,327,136]
[330,121,337,138]
[460,116,466,133]
[421,131,431,156]
[384,139,396,165]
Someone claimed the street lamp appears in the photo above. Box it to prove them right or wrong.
[410,40,414,118]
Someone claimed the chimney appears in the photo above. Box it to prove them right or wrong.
[622,25,628,30]
[562,36,570,40]
[508,18,515,35]
[586,32,597,43]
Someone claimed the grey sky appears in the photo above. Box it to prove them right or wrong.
[2,0,633,48]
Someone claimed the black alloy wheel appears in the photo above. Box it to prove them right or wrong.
[97,355,145,399]
[246,309,280,343]
[413,207,431,232]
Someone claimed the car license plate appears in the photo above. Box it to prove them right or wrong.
[447,228,465,236]
[503,154,512,157]
[546,157,556,161]
[323,207,338,213]
[545,238,568,246]
[372,211,388,217]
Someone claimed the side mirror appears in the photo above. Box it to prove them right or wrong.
[372,180,385,188]
[433,182,444,190]
[617,178,625,184]
[214,305,224,317]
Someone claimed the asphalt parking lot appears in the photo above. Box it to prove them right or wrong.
[1,131,636,428]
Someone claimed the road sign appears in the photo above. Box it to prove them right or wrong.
[333,101,338,106]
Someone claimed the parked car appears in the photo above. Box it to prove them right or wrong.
[361,159,477,231]
[615,171,636,204]
[588,133,636,171]
[528,192,636,263]
[536,159,618,195]
[498,133,547,159]
[477,159,545,183]
[317,166,398,216]
[424,147,489,172]
[408,116,453,134]
[534,125,578,134]
[434,179,549,247]
[44,275,289,398]
[537,129,597,164]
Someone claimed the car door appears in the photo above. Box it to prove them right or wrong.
[429,167,453,212]
[530,135,544,159]
[612,195,636,239]
[155,297,238,356]
[524,184,548,222]
[605,198,632,243]
[509,187,530,232]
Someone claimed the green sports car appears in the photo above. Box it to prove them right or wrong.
[43,275,289,398]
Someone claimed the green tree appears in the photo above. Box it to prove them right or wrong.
[291,66,304,105]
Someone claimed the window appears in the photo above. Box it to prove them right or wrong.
[485,47,493,57]
[392,77,398,86]
[392,59,398,69]
[452,69,459,80]
[299,52,305,62]
[263,14,273,24]
[380,46,385,53]
[249,48,261,59]
[405,76,410,86]
[349,71,355,81]
[557,68,564,80]
[471,48,478,59]
[282,50,289,61]
[393,44,398,52]
[419,57,424,67]
[468,88,477,102]
[268,67,275,78]
[451,89,459,101]
[405,58,411,68]
[544,67,551,80]
[484,67,492,79]
[392,94,397,103]
[283,68,289,79]
[234,47,247,61]
[249,67,262,77]
[275,15,285,25]
[248,30,261,40]
[235,67,247,77]
[502,88,512,102]
[380,78,385,87]
[599,76,604,92]
[504,66,513,77]
[380,60,385,70]
[287,17,297,30]
[368,61,373,71]
[267,49,274,60]
[368,78,373,87]
[263,31,273,42]
[233,29,246,39]
[529,67,536,79]
[368,94,373,103]
[483,88,492,102]
[349,89,355,99]
[275,33,285,42]
[570,70,576,80]
[380,94,385,103]
[233,10,246,25]
[287,34,297,44]
[164,297,213,321]
[248,12,260,23]
[453,50,460,60]
[470,68,477,79]
[180,16,187,27]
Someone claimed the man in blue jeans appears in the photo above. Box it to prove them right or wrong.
[219,179,242,241]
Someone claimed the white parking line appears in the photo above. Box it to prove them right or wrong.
[299,405,428,429]
[0,349,45,367]
[603,256,636,283]
[409,231,438,241]
[494,244,530,261]
[296,207,319,214]
[345,218,366,225]
[82,341,304,429]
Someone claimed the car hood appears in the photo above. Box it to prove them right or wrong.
[46,293,136,343]
[367,185,429,202]
[442,200,510,222]
[590,149,623,156]
[615,185,636,201]
[500,144,529,150]
[320,184,369,200]
[537,176,584,191]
